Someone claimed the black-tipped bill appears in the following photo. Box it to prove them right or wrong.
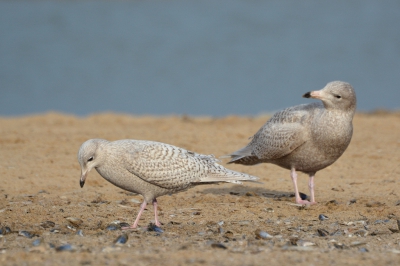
[80,179,85,188]
[303,92,311,98]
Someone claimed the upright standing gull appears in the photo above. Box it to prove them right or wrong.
[78,139,258,229]
[225,81,356,204]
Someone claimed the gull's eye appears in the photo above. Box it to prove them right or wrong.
[88,157,94,162]
[335,95,341,99]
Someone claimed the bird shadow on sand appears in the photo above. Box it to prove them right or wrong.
[200,185,301,200]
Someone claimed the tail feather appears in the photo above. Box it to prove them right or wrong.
[221,145,260,165]
[198,166,259,184]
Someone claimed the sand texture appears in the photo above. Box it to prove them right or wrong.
[0,112,399,265]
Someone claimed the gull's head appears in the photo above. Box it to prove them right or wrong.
[77,139,107,188]
[303,81,356,113]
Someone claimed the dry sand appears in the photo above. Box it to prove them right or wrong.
[0,112,399,265]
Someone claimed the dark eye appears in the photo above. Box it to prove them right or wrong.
[88,157,94,162]
[335,95,341,99]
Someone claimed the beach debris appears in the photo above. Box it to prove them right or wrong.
[211,243,227,249]
[55,244,74,252]
[265,208,274,213]
[65,217,83,227]
[105,224,120,231]
[32,239,41,246]
[319,214,329,221]
[40,221,55,229]
[0,227,11,236]
[353,229,368,237]
[255,229,273,239]
[317,229,330,237]
[19,231,37,239]
[76,230,84,236]
[147,223,164,233]
[114,234,128,246]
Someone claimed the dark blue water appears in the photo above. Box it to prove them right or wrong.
[1,1,399,116]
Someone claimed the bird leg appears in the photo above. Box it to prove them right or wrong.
[291,168,314,205]
[308,173,317,204]
[122,200,148,229]
[152,199,162,227]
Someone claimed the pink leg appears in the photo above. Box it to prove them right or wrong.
[122,201,148,229]
[291,168,313,205]
[152,199,161,226]
[308,173,317,204]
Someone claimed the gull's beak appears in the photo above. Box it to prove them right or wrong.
[80,170,88,188]
[303,90,322,99]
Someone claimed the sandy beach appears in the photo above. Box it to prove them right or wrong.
[0,112,399,265]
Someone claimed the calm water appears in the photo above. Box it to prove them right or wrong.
[1,1,399,117]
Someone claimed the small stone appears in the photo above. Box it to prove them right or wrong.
[56,244,74,252]
[40,221,55,229]
[348,199,357,205]
[350,241,366,247]
[255,229,273,239]
[318,214,329,221]
[265,208,274,213]
[65,217,83,227]
[317,228,329,237]
[333,243,349,249]
[211,243,227,249]
[147,223,163,233]
[354,229,368,237]
[19,231,36,239]
[299,193,308,201]
[105,224,120,231]
[32,239,41,246]
[114,234,128,245]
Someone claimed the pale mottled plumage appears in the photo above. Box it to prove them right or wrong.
[226,81,356,204]
[78,139,258,228]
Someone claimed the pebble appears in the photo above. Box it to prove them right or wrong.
[0,227,11,235]
[32,239,41,246]
[76,230,84,236]
[65,217,83,227]
[265,208,274,213]
[19,231,36,239]
[354,229,368,237]
[317,229,330,237]
[114,234,128,245]
[55,244,74,252]
[299,193,308,200]
[147,223,164,233]
[333,243,349,249]
[255,229,273,239]
[296,240,316,247]
[40,221,55,228]
[119,222,130,228]
[105,224,120,231]
[318,214,329,221]
[350,241,366,247]
[211,243,227,249]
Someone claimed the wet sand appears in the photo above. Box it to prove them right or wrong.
[0,112,399,265]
